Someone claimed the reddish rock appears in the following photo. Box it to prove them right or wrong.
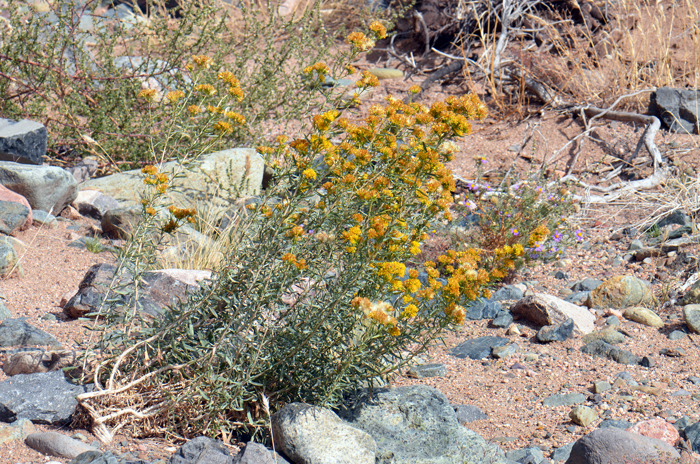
[0,185,31,230]
[626,417,680,446]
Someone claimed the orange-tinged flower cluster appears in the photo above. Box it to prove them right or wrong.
[352,297,399,334]
[166,90,185,103]
[346,31,375,52]
[281,253,307,270]
[190,55,213,69]
[302,62,331,85]
[368,21,387,39]
[195,84,216,96]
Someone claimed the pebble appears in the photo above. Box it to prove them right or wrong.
[543,393,586,407]
[628,240,644,251]
[492,343,519,359]
[668,330,686,340]
[405,363,447,379]
[605,316,620,326]
[570,406,598,427]
[594,381,611,393]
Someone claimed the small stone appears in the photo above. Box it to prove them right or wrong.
[586,275,653,309]
[605,316,621,327]
[570,406,598,427]
[543,393,586,407]
[550,442,574,462]
[594,381,611,393]
[625,417,680,446]
[492,343,519,359]
[629,240,644,251]
[367,68,403,80]
[555,271,568,280]
[623,307,664,328]
[642,257,653,265]
[506,325,521,336]
[640,356,656,368]
[660,347,685,357]
[405,363,447,379]
[682,305,700,333]
[452,404,488,424]
[524,354,539,362]
[537,318,575,343]
[686,376,700,385]
[599,419,636,429]
[450,336,509,360]
[492,311,514,328]
[25,432,97,459]
[581,340,641,365]
[31,210,58,229]
[491,286,524,301]
[667,330,686,340]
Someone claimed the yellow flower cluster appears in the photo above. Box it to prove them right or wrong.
[352,297,400,335]
[346,32,375,52]
[142,165,169,194]
[194,84,216,96]
[302,62,331,85]
[218,71,244,102]
[190,55,213,69]
[528,225,550,247]
[282,253,307,270]
[166,90,185,103]
[368,21,387,40]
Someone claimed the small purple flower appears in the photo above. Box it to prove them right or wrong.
[553,231,562,242]
[575,229,584,242]
[511,227,519,237]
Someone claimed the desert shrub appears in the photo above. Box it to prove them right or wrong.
[0,0,346,166]
[76,41,535,440]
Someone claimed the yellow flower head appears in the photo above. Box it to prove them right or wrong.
[346,32,375,52]
[302,168,317,180]
[368,21,387,39]
[166,90,185,104]
[195,84,216,96]
[191,55,214,69]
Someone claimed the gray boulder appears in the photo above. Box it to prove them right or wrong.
[81,148,265,218]
[683,304,700,333]
[272,402,375,464]
[0,200,30,235]
[0,318,60,348]
[465,299,502,320]
[25,431,97,459]
[0,370,88,424]
[63,263,203,319]
[565,427,679,464]
[650,87,700,134]
[338,385,507,464]
[0,162,77,213]
[0,118,47,164]
[169,436,233,464]
[586,275,653,309]
[684,421,700,453]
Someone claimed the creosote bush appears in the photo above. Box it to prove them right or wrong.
[77,39,538,441]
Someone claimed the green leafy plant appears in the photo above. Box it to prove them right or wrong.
[84,236,105,254]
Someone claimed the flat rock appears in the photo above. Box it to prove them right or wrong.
[32,209,57,228]
[625,417,679,446]
[492,343,519,358]
[0,118,47,164]
[0,162,77,213]
[0,200,30,235]
[491,286,524,301]
[0,185,32,229]
[25,431,97,459]
[536,318,575,343]
[450,336,509,360]
[543,393,585,407]
[586,275,653,309]
[406,363,447,379]
[453,404,488,424]
[623,307,663,328]
[582,327,625,345]
[565,427,680,464]
[338,385,507,463]
[580,340,641,366]
[0,370,88,424]
[81,148,265,218]
[0,418,36,445]
[0,318,60,348]
[232,442,291,464]
[64,263,201,319]
[551,442,574,462]
[510,293,595,335]
[100,206,141,239]
[682,304,700,333]
[571,279,603,292]
[272,403,376,464]
[465,298,502,320]
[168,436,232,464]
